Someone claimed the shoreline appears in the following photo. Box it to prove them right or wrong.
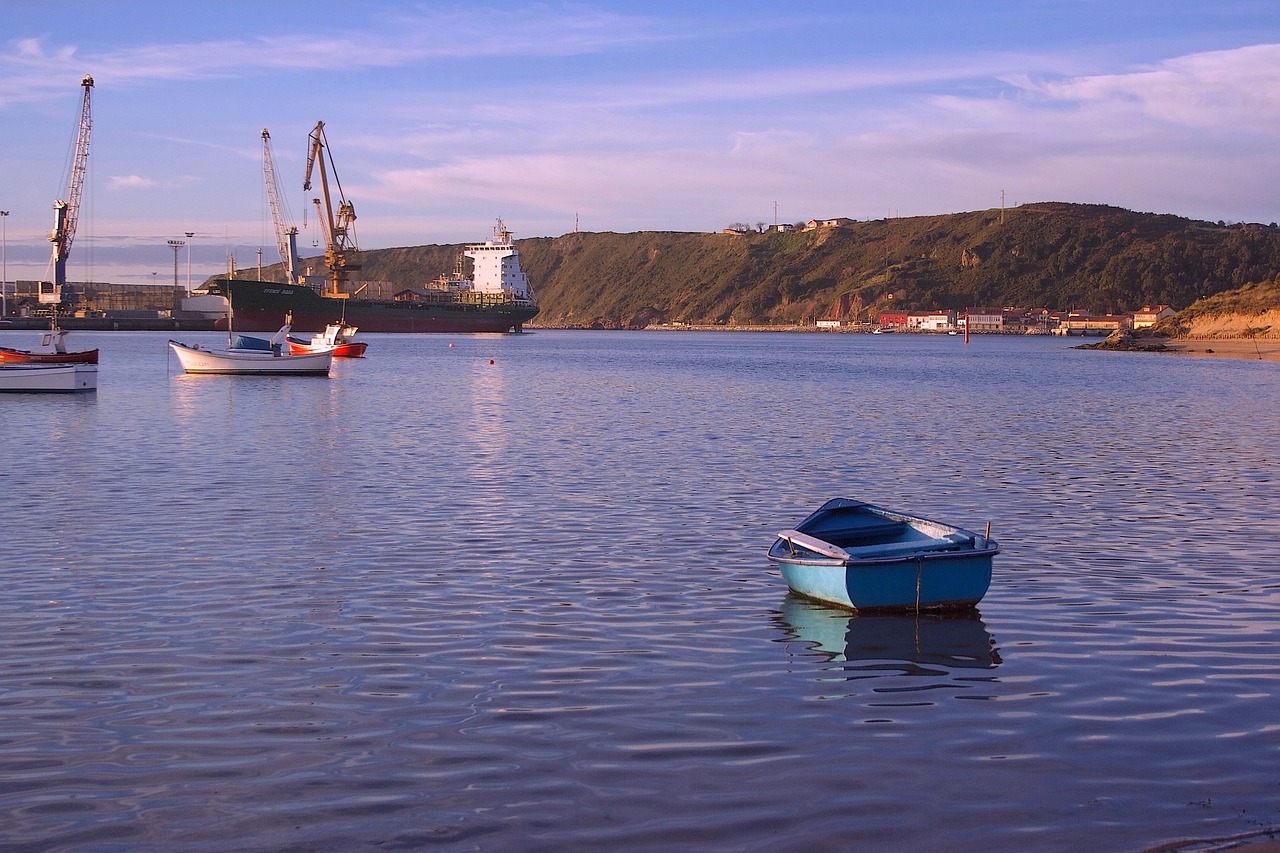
[6,318,1277,362]
[1152,336,1280,362]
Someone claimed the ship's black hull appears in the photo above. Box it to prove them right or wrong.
[216,279,538,333]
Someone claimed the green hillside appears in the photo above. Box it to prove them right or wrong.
[273,202,1280,328]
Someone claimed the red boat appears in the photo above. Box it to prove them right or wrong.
[286,323,368,358]
[0,328,99,364]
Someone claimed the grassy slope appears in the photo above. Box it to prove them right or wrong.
[267,202,1280,328]
[1154,277,1280,338]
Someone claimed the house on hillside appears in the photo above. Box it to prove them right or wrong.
[1131,304,1175,329]
[803,217,855,231]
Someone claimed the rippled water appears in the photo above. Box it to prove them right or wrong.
[2,329,1278,851]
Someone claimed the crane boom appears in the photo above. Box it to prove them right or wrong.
[48,74,94,294]
[261,129,300,283]
[303,120,359,297]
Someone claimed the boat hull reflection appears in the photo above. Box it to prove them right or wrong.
[776,594,1001,668]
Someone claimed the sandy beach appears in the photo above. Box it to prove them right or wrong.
[1149,308,1280,362]
[1158,336,1280,362]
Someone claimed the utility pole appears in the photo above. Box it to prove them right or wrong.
[1000,190,1006,225]
[185,231,194,296]
[0,210,8,318]
[168,239,184,291]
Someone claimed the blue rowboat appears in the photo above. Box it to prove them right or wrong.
[767,498,999,612]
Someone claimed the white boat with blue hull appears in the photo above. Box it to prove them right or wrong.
[767,498,999,612]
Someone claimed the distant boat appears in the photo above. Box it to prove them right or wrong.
[169,324,333,375]
[767,498,999,612]
[287,323,367,358]
[0,326,98,364]
[0,363,97,393]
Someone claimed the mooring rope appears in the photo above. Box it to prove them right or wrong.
[915,557,923,613]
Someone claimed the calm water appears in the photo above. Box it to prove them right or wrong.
[1,329,1278,852]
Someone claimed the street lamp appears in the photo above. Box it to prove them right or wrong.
[168,239,185,292]
[0,210,8,319]
[184,231,194,296]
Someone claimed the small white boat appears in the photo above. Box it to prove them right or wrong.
[169,325,333,375]
[0,363,98,393]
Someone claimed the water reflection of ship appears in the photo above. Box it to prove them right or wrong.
[775,594,1002,669]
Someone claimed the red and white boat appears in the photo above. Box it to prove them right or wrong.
[287,323,367,358]
[0,327,99,364]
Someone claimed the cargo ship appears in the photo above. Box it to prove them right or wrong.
[212,220,539,334]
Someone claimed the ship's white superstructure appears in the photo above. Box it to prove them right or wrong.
[464,219,535,304]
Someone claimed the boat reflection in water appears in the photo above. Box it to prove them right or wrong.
[774,594,1002,672]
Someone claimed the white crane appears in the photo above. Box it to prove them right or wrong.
[45,74,94,304]
[261,129,301,283]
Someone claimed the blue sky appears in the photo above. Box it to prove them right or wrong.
[3,0,1280,285]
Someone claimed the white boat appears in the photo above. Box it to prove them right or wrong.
[0,363,98,393]
[168,325,333,375]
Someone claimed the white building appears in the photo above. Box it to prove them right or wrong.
[908,310,957,331]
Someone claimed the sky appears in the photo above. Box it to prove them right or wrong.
[3,0,1280,286]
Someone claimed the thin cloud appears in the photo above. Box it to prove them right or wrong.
[106,175,156,190]
[0,7,673,104]
[1005,43,1280,126]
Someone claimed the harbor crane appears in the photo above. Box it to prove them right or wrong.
[303,120,359,297]
[261,129,301,283]
[45,74,94,305]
